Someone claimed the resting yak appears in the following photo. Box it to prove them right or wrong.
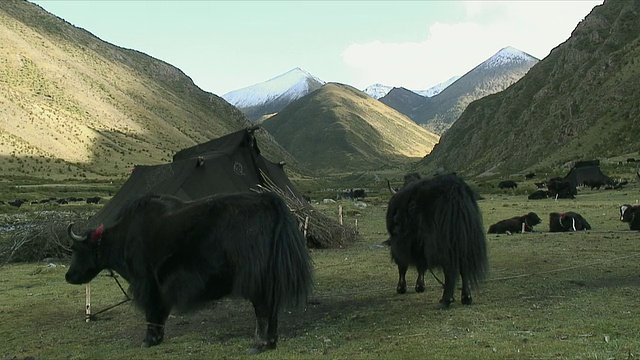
[487,212,542,234]
[65,192,313,354]
[548,212,591,232]
[385,173,488,308]
[620,204,640,230]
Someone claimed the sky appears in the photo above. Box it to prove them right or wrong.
[30,1,604,96]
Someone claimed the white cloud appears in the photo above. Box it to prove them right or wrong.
[342,1,602,90]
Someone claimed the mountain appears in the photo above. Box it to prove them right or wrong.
[418,0,640,177]
[380,46,539,134]
[222,68,325,121]
[363,83,393,100]
[413,76,461,97]
[0,0,299,180]
[363,76,460,100]
[261,83,440,173]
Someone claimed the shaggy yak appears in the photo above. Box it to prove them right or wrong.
[487,212,542,234]
[548,212,592,232]
[384,173,489,308]
[65,192,313,354]
[620,204,640,230]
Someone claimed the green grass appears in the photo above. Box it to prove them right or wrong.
[2,185,640,359]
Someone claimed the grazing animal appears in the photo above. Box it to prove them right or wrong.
[384,173,488,308]
[548,212,591,232]
[583,179,605,190]
[547,179,577,199]
[620,204,640,230]
[353,189,366,199]
[488,212,542,234]
[498,180,518,190]
[527,190,549,200]
[65,192,313,354]
[8,199,25,208]
[86,196,101,204]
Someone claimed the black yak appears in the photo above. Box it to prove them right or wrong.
[487,212,542,234]
[528,190,549,200]
[387,172,422,194]
[498,180,518,190]
[620,204,640,230]
[384,173,488,308]
[548,212,592,232]
[65,192,313,354]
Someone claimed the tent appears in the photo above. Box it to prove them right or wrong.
[85,126,355,248]
[563,160,612,186]
[86,126,306,228]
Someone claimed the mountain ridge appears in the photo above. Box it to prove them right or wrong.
[417,0,640,176]
[380,46,539,134]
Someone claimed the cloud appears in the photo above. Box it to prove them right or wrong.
[342,1,602,90]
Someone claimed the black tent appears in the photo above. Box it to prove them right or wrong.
[563,160,611,186]
[86,127,354,248]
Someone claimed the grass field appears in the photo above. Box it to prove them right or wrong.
[1,184,640,359]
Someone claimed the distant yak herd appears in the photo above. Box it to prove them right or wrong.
[487,172,635,232]
[0,196,102,208]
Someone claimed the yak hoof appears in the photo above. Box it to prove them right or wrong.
[142,331,164,347]
[437,298,455,309]
[461,295,473,305]
[415,284,425,293]
[396,286,407,294]
[247,342,276,355]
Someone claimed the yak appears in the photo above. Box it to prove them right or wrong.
[487,212,542,234]
[498,180,518,190]
[384,173,488,308]
[387,172,422,194]
[65,192,313,354]
[528,190,549,200]
[549,212,592,232]
[620,204,640,230]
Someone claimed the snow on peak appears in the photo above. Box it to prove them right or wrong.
[414,76,461,97]
[480,46,538,69]
[364,83,394,99]
[365,76,460,99]
[222,67,325,108]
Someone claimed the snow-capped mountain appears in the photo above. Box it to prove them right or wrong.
[414,76,461,97]
[479,46,537,70]
[363,83,394,100]
[222,67,325,121]
[380,46,539,134]
[364,76,460,100]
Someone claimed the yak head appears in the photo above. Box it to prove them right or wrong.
[65,223,105,285]
[620,205,635,222]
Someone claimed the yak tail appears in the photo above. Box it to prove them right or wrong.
[265,193,314,312]
[437,177,489,289]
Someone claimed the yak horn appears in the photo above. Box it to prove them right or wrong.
[67,223,85,242]
[387,180,397,194]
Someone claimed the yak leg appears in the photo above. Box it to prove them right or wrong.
[248,302,278,355]
[396,264,408,294]
[142,292,171,347]
[414,267,426,293]
[460,273,473,305]
[437,267,457,309]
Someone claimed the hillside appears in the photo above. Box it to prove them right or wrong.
[381,47,538,134]
[261,83,439,173]
[0,0,299,181]
[418,0,640,177]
